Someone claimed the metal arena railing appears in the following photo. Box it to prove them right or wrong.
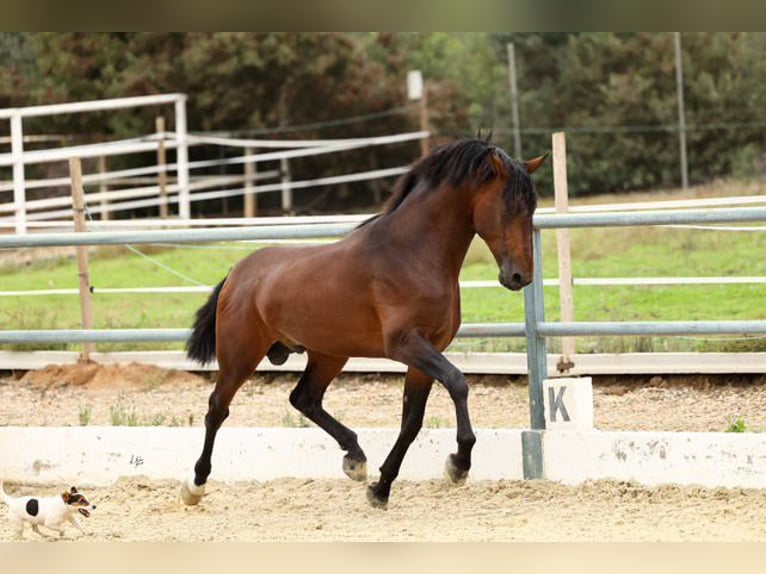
[2,205,766,435]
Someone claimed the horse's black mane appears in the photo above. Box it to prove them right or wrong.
[359,137,536,228]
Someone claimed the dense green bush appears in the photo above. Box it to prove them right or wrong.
[1,33,764,210]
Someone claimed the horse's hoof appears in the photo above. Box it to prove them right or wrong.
[180,479,205,506]
[343,455,368,481]
[366,484,389,510]
[444,454,469,485]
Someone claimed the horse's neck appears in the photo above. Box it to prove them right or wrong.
[377,186,476,281]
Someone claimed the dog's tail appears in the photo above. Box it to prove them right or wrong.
[186,276,226,365]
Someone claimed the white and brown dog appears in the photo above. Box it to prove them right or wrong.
[1,481,96,539]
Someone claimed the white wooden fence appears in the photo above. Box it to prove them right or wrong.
[0,93,427,232]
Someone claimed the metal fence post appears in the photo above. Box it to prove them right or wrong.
[525,227,548,428]
[280,156,293,214]
[10,112,26,234]
[174,95,190,219]
[98,156,110,220]
[522,227,548,479]
[156,116,168,219]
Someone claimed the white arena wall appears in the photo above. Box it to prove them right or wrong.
[3,426,766,490]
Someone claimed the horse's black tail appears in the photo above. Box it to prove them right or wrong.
[186,277,226,365]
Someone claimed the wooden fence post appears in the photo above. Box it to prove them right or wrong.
[553,132,575,373]
[156,116,168,219]
[407,70,429,157]
[69,158,94,362]
[244,146,257,218]
[418,80,430,157]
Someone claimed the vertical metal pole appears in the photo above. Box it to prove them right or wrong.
[174,96,190,219]
[156,116,168,219]
[674,32,689,189]
[524,227,548,430]
[552,132,575,373]
[70,158,94,362]
[98,156,110,221]
[280,156,293,214]
[244,146,257,218]
[10,112,26,235]
[507,43,522,159]
[522,227,547,479]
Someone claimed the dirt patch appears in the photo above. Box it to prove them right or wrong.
[19,362,206,392]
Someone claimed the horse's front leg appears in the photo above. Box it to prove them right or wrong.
[367,366,433,508]
[368,332,476,508]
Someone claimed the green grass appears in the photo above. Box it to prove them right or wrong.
[281,410,311,428]
[726,417,749,433]
[78,403,92,426]
[455,225,766,353]
[1,220,765,354]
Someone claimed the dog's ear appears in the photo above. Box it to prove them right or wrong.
[70,486,78,493]
[61,491,71,503]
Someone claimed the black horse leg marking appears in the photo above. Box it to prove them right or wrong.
[182,346,265,505]
[193,370,247,486]
[289,353,367,480]
[382,333,476,500]
[367,368,433,508]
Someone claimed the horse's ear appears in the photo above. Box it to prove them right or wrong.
[524,153,549,174]
[489,150,509,178]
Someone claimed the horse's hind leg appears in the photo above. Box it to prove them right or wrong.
[289,352,367,480]
[367,367,433,508]
[181,331,269,506]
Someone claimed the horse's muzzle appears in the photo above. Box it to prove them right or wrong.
[498,270,532,291]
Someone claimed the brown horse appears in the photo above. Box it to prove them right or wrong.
[181,137,546,508]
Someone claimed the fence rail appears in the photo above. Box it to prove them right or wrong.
[3,205,766,249]
[2,196,766,464]
[3,276,766,299]
[1,93,431,233]
[0,323,529,344]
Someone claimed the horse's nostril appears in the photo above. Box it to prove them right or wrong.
[512,273,522,285]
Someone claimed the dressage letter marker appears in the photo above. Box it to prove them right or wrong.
[543,377,593,430]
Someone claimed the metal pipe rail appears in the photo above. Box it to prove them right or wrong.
[0,222,355,249]
[538,321,766,336]
[0,323,528,344]
[4,276,766,299]
[0,94,184,119]
[3,319,765,344]
[521,205,766,451]
[3,205,766,250]
[2,203,766,464]
[534,205,766,228]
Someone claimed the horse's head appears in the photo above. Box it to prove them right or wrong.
[472,149,547,291]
